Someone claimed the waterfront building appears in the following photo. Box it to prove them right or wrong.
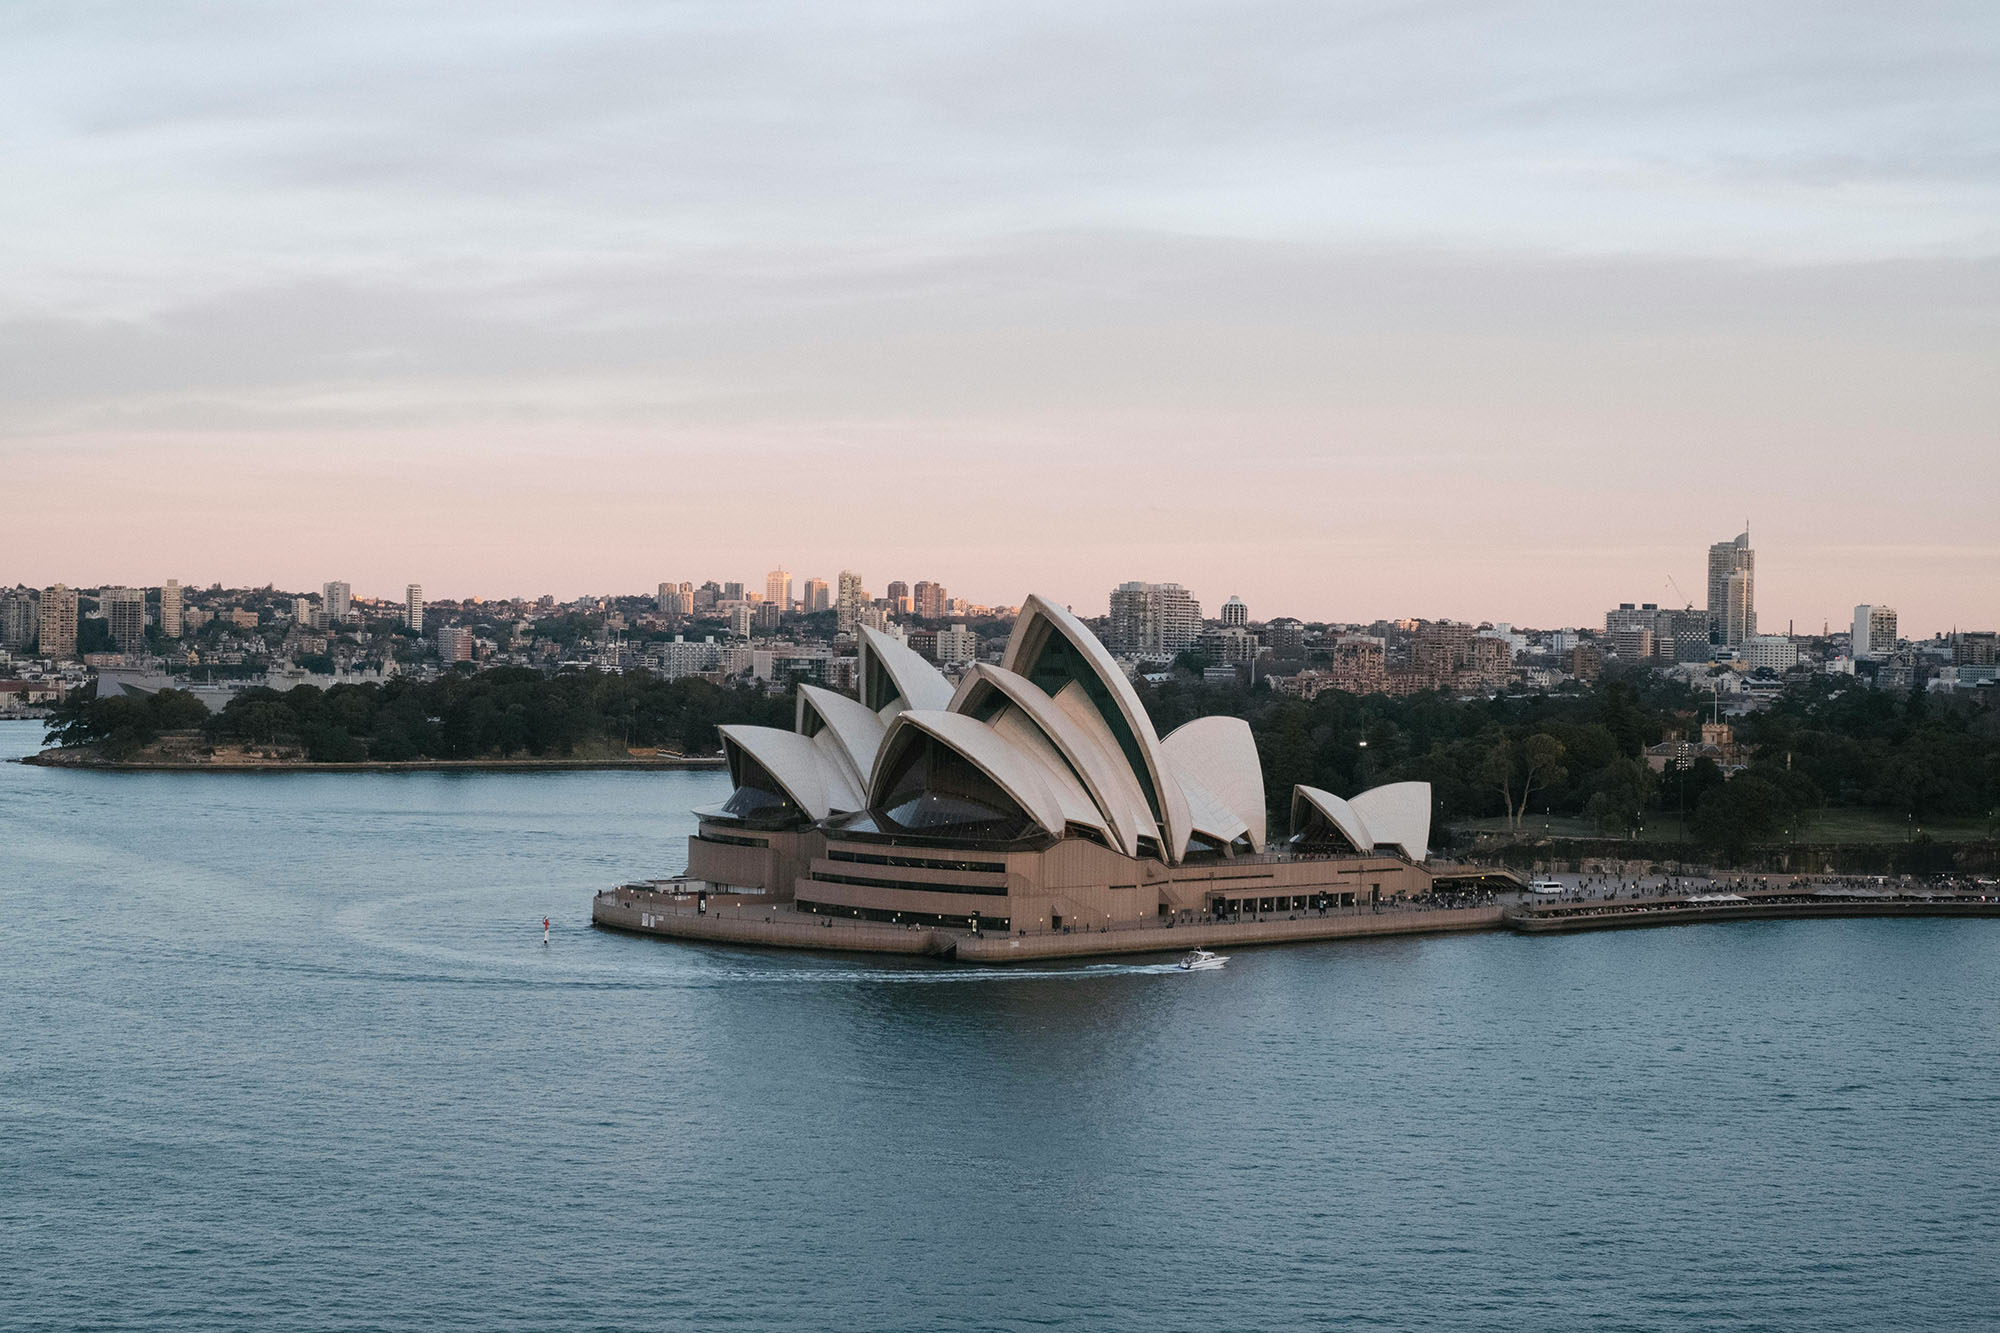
[323,581,351,620]
[1108,582,1202,657]
[1853,605,1898,659]
[1,589,40,648]
[39,585,78,659]
[405,584,425,630]
[102,587,146,652]
[765,569,793,614]
[1220,595,1249,628]
[804,578,830,613]
[1706,530,1755,645]
[160,580,182,637]
[678,596,1433,933]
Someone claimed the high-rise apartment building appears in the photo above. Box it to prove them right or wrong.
[722,582,745,602]
[835,571,865,634]
[803,578,830,612]
[1107,581,1203,657]
[1852,605,1898,659]
[102,587,147,651]
[435,625,473,662]
[1706,529,1755,646]
[0,589,37,648]
[160,579,183,637]
[1220,595,1249,628]
[323,581,351,620]
[934,623,979,664]
[40,584,79,659]
[405,584,425,630]
[913,581,948,620]
[764,568,793,613]
[886,581,910,615]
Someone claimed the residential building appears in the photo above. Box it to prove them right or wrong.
[1954,631,1997,667]
[160,579,183,638]
[101,587,146,651]
[803,578,830,612]
[835,571,865,634]
[1706,529,1755,645]
[1108,581,1202,657]
[913,580,948,620]
[323,581,351,620]
[1220,595,1249,628]
[934,623,979,664]
[1,589,39,648]
[765,568,793,613]
[1852,605,1898,659]
[1742,635,1798,673]
[886,581,911,615]
[435,625,473,662]
[405,584,425,630]
[728,605,754,637]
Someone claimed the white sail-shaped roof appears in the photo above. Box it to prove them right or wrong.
[857,625,955,719]
[1161,715,1267,852]
[869,710,1098,840]
[950,664,1158,857]
[1290,785,1374,855]
[1000,594,1191,862]
[718,724,866,822]
[1348,781,1432,861]
[795,684,888,793]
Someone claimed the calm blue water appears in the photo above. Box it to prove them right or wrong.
[4,717,1999,1331]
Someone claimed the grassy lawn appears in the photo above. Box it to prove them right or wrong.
[1455,809,1992,845]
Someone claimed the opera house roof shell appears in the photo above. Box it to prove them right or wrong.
[708,596,1429,865]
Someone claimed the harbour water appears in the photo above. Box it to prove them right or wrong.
[5,718,1999,1331]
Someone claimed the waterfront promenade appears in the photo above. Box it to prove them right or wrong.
[594,876,2000,963]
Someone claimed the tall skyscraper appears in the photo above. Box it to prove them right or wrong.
[1107,581,1203,656]
[803,578,830,612]
[1706,529,1755,646]
[0,589,37,648]
[160,579,183,637]
[102,586,147,651]
[323,581,351,620]
[1852,605,1898,659]
[405,584,425,630]
[1220,595,1249,628]
[835,571,865,634]
[39,584,78,659]
[765,568,793,613]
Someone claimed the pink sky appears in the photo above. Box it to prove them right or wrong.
[4,5,1997,635]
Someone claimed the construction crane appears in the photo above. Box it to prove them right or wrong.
[1665,574,1693,611]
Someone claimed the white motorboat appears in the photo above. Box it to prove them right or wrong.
[1178,949,1228,971]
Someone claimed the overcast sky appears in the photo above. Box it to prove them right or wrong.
[4,1,1996,632]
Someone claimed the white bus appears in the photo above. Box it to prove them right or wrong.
[1527,879,1566,895]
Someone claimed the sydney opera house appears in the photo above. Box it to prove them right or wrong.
[679,595,1434,934]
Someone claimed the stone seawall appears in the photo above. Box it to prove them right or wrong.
[592,890,952,956]
[954,907,1506,963]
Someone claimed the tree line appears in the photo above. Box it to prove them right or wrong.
[1137,670,2000,860]
[44,668,792,762]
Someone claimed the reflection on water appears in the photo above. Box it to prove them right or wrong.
[5,720,2000,1332]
